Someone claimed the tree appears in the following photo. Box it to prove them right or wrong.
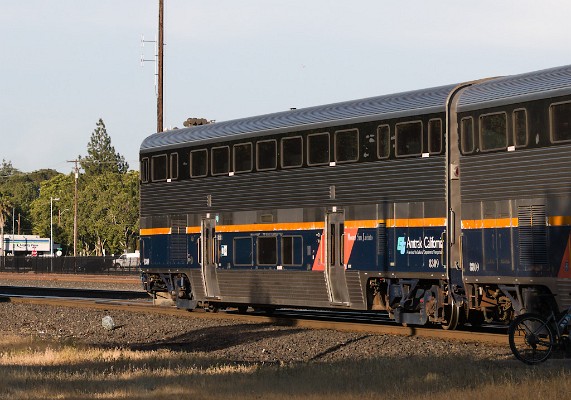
[27,122,139,256]
[0,164,60,237]
[0,194,13,255]
[77,171,139,255]
[29,174,72,253]
[0,159,19,177]
[80,119,129,175]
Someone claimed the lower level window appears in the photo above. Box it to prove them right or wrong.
[234,237,253,266]
[282,236,303,266]
[257,236,277,265]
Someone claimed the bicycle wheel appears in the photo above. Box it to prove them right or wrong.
[508,313,555,365]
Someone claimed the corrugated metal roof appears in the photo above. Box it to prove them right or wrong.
[458,64,571,111]
[140,64,571,153]
[140,84,456,153]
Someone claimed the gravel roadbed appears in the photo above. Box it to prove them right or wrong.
[0,301,513,364]
[0,273,515,364]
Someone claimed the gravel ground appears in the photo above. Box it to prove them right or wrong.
[0,273,515,364]
[0,302,513,364]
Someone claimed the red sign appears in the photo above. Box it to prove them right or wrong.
[31,249,37,257]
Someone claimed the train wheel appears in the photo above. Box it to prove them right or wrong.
[237,305,248,314]
[442,303,461,330]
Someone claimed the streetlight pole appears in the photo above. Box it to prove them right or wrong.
[50,197,59,272]
[67,159,79,257]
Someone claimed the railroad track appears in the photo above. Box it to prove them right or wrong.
[0,286,509,345]
[0,285,149,301]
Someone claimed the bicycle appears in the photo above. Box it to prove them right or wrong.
[508,301,571,365]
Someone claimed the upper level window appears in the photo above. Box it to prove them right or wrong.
[140,158,149,183]
[211,146,230,175]
[480,112,507,151]
[335,129,359,163]
[308,132,330,165]
[550,101,571,142]
[170,153,178,180]
[377,124,390,159]
[428,119,442,154]
[281,136,303,168]
[513,109,528,147]
[151,154,167,181]
[257,140,277,171]
[233,143,252,173]
[190,149,208,177]
[395,121,422,157]
[461,117,474,154]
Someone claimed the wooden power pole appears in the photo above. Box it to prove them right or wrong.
[157,0,164,133]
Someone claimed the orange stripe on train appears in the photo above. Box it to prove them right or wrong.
[140,216,571,235]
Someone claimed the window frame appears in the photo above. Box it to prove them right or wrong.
[233,236,253,266]
[256,139,278,171]
[140,157,149,183]
[190,148,208,178]
[233,142,253,174]
[334,128,359,163]
[479,111,508,152]
[211,145,230,176]
[395,120,423,158]
[169,152,179,180]
[151,154,168,182]
[307,132,330,166]
[513,108,529,148]
[257,235,278,266]
[428,118,443,154]
[377,124,390,159]
[461,116,475,154]
[281,235,303,266]
[549,100,571,143]
[281,136,303,168]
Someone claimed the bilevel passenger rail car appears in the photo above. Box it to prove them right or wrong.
[139,64,571,329]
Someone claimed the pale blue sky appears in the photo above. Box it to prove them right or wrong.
[1,0,570,173]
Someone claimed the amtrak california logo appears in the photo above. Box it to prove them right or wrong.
[397,236,443,255]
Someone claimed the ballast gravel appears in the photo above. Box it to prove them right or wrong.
[0,274,514,364]
[0,302,512,364]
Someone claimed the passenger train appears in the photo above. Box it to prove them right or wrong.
[139,64,571,329]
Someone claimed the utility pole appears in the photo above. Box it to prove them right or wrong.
[157,0,164,133]
[67,160,80,257]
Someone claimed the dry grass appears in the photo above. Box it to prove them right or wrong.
[0,335,569,400]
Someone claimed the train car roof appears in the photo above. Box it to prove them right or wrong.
[140,83,456,153]
[458,64,571,112]
[140,64,571,154]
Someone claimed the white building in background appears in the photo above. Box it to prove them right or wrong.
[0,235,53,256]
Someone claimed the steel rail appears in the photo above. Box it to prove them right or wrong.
[0,286,148,301]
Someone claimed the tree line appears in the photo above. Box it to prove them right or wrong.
[0,119,139,256]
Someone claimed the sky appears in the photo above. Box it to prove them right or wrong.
[1,0,570,173]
